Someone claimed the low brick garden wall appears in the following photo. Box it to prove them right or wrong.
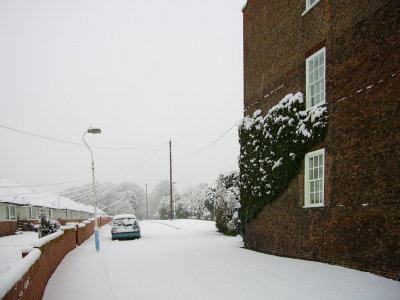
[0,218,112,299]
[0,221,18,237]
[1,227,76,300]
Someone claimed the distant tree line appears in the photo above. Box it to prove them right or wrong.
[158,171,240,236]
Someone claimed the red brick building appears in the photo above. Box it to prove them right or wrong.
[241,0,400,279]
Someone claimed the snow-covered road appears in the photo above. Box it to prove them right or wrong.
[43,220,400,300]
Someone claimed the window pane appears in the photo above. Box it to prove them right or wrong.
[6,205,9,219]
[310,71,314,83]
[313,56,318,68]
[310,192,315,204]
[310,181,314,192]
[319,52,324,65]
[309,60,313,70]
[10,206,16,219]
[314,156,318,167]
[315,192,320,202]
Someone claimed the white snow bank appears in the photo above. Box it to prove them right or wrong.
[0,232,40,276]
[0,248,41,299]
[31,230,63,248]
[60,225,75,230]
[66,222,85,228]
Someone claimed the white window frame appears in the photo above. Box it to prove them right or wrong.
[304,148,325,208]
[30,206,35,219]
[306,47,326,110]
[6,205,17,220]
[302,0,321,16]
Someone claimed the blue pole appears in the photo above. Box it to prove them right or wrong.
[95,227,100,252]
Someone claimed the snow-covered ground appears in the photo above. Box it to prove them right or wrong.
[0,231,39,275]
[43,220,400,300]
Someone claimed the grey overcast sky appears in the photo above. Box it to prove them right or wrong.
[0,0,245,193]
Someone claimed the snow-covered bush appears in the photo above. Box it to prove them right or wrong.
[239,92,328,232]
[158,183,213,220]
[215,172,241,236]
[158,195,170,220]
[38,213,60,238]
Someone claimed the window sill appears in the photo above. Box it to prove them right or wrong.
[303,203,325,208]
[302,0,321,16]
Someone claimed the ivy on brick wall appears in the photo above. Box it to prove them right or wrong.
[238,92,328,232]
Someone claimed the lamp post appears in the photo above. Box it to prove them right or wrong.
[82,127,101,252]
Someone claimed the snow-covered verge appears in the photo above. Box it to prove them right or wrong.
[0,229,68,299]
[0,218,105,299]
[0,232,39,275]
[0,249,41,299]
[44,220,400,300]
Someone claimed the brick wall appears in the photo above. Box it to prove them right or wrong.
[0,221,18,237]
[76,221,95,246]
[1,218,114,299]
[58,218,87,226]
[242,0,400,280]
[3,228,76,300]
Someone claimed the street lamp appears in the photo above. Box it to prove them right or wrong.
[82,127,101,252]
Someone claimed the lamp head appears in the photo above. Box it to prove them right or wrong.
[87,127,101,134]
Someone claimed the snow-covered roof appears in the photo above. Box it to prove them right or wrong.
[0,177,100,214]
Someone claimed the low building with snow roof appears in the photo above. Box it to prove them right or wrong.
[0,177,101,236]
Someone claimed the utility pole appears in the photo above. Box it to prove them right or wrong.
[169,139,173,220]
[145,183,148,220]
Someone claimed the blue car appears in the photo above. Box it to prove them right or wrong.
[111,214,141,240]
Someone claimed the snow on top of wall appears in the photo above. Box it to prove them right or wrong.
[0,248,41,299]
[31,230,64,248]
[66,222,85,228]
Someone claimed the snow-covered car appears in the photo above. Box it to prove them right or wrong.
[111,214,141,240]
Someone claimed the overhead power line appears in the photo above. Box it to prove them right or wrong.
[0,178,91,189]
[0,124,166,151]
[181,119,242,153]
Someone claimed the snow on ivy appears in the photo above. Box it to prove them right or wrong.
[238,92,328,229]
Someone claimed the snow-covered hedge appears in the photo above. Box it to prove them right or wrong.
[215,172,241,236]
[239,92,328,231]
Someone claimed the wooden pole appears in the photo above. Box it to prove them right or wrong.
[169,139,173,220]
